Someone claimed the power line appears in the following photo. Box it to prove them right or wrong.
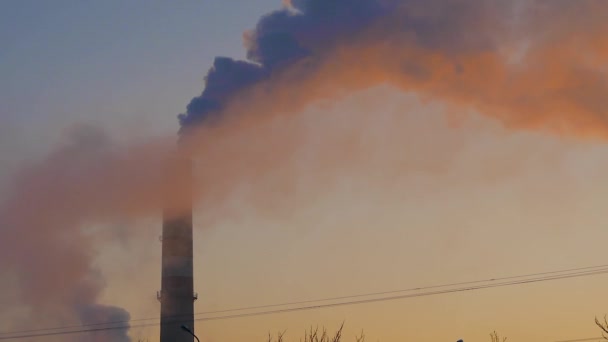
[190,268,608,322]
[2,266,608,339]
[1,265,607,340]
[190,263,608,316]
[554,338,603,342]
[3,263,608,337]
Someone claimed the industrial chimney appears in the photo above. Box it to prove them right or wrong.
[159,155,197,342]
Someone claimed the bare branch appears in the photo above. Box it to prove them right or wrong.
[595,316,608,340]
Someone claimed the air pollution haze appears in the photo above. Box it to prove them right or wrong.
[0,1,606,341]
[179,0,608,139]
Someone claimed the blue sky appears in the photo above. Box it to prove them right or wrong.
[0,0,280,192]
[0,0,278,144]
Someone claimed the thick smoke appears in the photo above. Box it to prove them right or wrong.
[180,0,608,138]
[77,303,131,342]
[0,125,168,341]
[0,1,606,341]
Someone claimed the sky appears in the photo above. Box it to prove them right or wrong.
[1,1,608,342]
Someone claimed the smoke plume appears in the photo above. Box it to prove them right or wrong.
[179,0,608,139]
[0,125,169,341]
[0,1,606,341]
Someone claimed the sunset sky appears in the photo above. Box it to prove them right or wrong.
[1,1,608,342]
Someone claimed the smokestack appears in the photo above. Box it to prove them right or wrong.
[159,155,196,342]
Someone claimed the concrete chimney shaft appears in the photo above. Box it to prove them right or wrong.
[159,156,196,342]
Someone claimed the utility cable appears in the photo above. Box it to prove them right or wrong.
[3,263,608,337]
[0,266,607,340]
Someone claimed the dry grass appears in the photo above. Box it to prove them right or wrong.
[490,331,507,342]
[266,325,512,342]
[266,323,365,342]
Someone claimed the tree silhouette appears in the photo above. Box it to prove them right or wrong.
[595,316,608,340]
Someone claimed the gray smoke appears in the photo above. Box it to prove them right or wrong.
[0,125,167,341]
[178,0,509,128]
[179,0,608,138]
[0,1,606,341]
[77,303,131,342]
